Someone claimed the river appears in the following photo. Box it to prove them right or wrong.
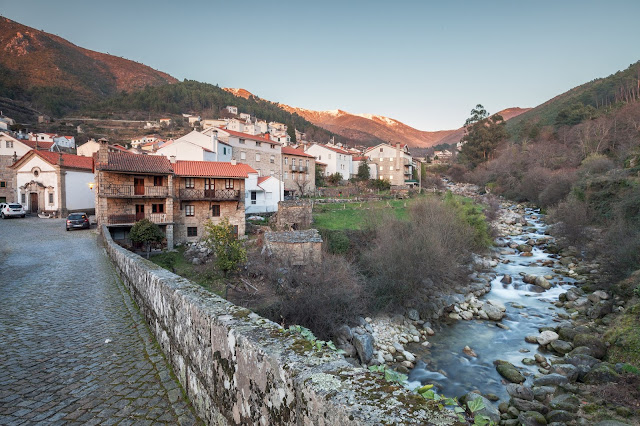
[406,207,576,402]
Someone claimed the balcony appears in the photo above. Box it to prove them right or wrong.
[101,184,168,198]
[291,165,298,171]
[106,213,170,225]
[178,188,241,201]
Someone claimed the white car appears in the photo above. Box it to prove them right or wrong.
[0,203,26,218]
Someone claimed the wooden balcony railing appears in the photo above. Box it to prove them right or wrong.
[101,184,168,198]
[177,188,240,201]
[107,213,169,225]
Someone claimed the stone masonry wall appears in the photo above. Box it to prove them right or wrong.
[274,200,313,230]
[101,226,456,425]
[0,155,17,203]
[173,200,245,244]
[264,230,322,266]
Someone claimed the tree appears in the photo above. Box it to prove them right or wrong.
[458,104,508,168]
[315,166,325,187]
[326,172,343,186]
[129,218,165,259]
[202,218,247,278]
[357,160,370,180]
[287,125,296,143]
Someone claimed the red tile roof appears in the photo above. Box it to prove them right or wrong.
[11,150,93,171]
[96,152,173,174]
[319,144,351,155]
[353,156,368,161]
[315,161,327,166]
[281,146,315,158]
[221,128,281,145]
[110,144,129,152]
[257,176,271,184]
[21,140,54,150]
[173,161,257,178]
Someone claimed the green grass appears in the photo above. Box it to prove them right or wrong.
[149,247,226,295]
[605,300,640,367]
[312,198,415,230]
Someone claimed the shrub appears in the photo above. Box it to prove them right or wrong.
[255,254,367,340]
[322,230,351,255]
[578,154,616,178]
[326,172,343,186]
[369,178,391,191]
[202,218,247,277]
[443,192,493,250]
[548,196,591,249]
[129,218,165,258]
[361,198,475,311]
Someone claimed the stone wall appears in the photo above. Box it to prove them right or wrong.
[273,200,313,230]
[264,229,322,266]
[101,225,456,425]
[0,155,16,203]
[173,200,245,244]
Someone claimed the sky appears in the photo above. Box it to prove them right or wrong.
[1,0,640,131]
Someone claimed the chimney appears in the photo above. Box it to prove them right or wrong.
[169,155,176,164]
[97,138,109,165]
[231,159,237,166]
[58,152,63,166]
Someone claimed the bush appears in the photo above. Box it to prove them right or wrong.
[369,178,391,191]
[255,254,367,340]
[202,218,246,277]
[548,196,591,249]
[443,192,493,250]
[578,154,615,178]
[361,198,475,311]
[326,172,343,186]
[129,218,165,258]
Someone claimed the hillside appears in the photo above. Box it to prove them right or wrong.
[83,81,344,145]
[280,102,530,148]
[0,16,176,117]
[508,61,640,136]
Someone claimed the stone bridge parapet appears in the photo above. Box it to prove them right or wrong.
[101,225,456,425]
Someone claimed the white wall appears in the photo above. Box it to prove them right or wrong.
[245,176,282,214]
[0,133,31,158]
[65,170,95,211]
[15,156,58,211]
[77,140,100,157]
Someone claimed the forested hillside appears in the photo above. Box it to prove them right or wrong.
[82,80,346,144]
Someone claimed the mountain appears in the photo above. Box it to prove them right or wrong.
[0,16,176,117]
[507,61,640,136]
[279,101,530,148]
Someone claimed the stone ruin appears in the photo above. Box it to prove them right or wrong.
[272,200,313,230]
[263,229,322,266]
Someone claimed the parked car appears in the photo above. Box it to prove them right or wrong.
[0,203,26,218]
[66,212,90,231]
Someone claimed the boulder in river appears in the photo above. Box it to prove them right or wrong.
[549,394,580,413]
[536,330,559,346]
[572,333,607,359]
[549,339,573,354]
[533,373,568,387]
[518,410,548,426]
[511,397,549,414]
[506,384,534,401]
[495,360,525,383]
[583,362,620,384]
[352,333,374,365]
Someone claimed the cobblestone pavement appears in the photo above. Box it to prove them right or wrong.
[0,218,200,425]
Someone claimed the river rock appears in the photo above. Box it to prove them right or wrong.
[525,335,539,343]
[546,409,575,423]
[402,351,415,362]
[392,342,404,353]
[352,333,374,364]
[460,310,474,320]
[463,393,500,423]
[565,353,600,369]
[406,308,420,321]
[506,384,534,401]
[537,330,559,346]
[518,410,548,426]
[572,334,607,359]
[482,301,506,321]
[549,339,573,355]
[534,276,551,289]
[549,394,580,412]
[532,386,555,401]
[583,362,620,384]
[551,364,579,382]
[463,346,477,357]
[587,300,613,319]
[523,274,537,284]
[533,373,569,387]
[495,360,525,383]
[511,397,549,414]
[335,324,353,342]
[501,274,513,284]
[557,326,578,342]
[518,244,533,253]
[592,290,609,300]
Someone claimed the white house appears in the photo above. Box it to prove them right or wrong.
[53,135,76,149]
[351,156,378,179]
[156,130,232,162]
[225,106,238,115]
[10,150,94,215]
[131,135,158,148]
[245,174,282,214]
[255,120,268,134]
[305,143,352,180]
[226,118,245,133]
[29,132,56,143]
[188,116,201,126]
[239,113,251,121]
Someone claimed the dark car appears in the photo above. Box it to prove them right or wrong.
[66,212,90,231]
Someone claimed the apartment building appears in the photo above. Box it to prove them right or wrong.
[281,146,316,197]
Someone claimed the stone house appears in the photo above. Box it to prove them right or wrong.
[95,141,254,248]
[264,229,322,266]
[365,142,418,187]
[281,146,316,197]
[10,150,94,215]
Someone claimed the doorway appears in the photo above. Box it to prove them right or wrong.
[134,178,144,196]
[30,193,38,213]
[135,204,145,221]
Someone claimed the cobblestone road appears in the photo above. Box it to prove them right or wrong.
[0,218,199,425]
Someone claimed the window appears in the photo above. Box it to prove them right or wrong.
[152,204,164,213]
[284,171,288,180]
[270,170,275,177]
[380,148,383,152]
[239,139,245,144]
[21,193,25,204]
[0,181,5,188]
[318,155,321,160]
[225,179,234,189]
[271,145,276,149]
[250,191,257,204]
[187,227,198,237]
[270,155,275,164]
[255,141,261,147]
[211,204,220,216]
[292,159,296,166]
[255,153,260,162]
[185,205,194,216]
[328,154,332,159]
[232,225,239,237]
[185,178,195,188]
[306,160,309,168]
[48,192,54,204]
[284,157,288,165]
[204,178,213,190]
[223,147,228,155]
[240,151,246,160]
[6,141,13,148]
[154,176,163,186]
